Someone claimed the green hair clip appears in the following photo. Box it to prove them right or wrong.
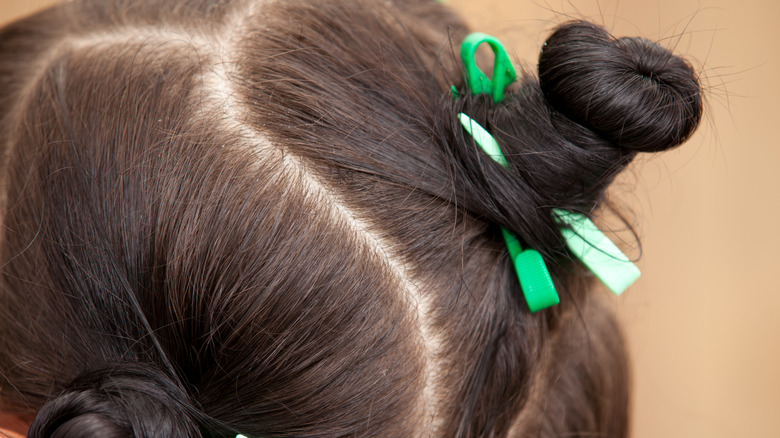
[458,113,559,312]
[459,33,517,103]
[456,33,640,310]
[553,210,640,295]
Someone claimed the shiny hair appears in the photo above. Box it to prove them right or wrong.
[0,0,702,436]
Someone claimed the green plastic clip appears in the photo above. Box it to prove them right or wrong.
[553,210,641,295]
[460,33,517,103]
[458,113,559,312]
[457,113,508,167]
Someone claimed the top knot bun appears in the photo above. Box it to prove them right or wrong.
[28,364,200,438]
[538,21,702,152]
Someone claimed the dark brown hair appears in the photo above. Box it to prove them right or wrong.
[0,1,702,437]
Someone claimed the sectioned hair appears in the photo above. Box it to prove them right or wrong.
[0,0,702,437]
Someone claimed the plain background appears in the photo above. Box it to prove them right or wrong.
[1,0,777,437]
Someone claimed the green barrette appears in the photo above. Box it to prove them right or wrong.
[459,32,517,103]
[458,113,559,312]
[553,210,640,295]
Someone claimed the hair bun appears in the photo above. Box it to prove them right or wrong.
[538,21,703,152]
[28,364,200,438]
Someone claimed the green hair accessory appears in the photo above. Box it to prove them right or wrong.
[457,113,508,167]
[459,32,517,103]
[458,113,558,312]
[553,210,640,295]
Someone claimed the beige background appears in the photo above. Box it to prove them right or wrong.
[1,0,777,437]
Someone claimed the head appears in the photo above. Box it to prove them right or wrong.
[0,0,702,437]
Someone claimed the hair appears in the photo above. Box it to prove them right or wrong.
[0,0,702,437]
